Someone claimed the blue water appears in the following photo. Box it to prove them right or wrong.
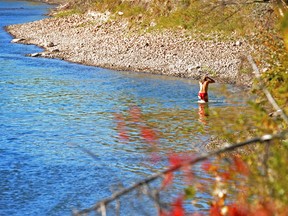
[0,1,244,215]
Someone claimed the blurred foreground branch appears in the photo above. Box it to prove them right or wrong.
[72,130,287,216]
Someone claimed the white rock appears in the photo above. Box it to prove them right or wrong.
[11,38,24,43]
[30,53,41,57]
[150,21,156,27]
[87,10,110,23]
[235,41,242,46]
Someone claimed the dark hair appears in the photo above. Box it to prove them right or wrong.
[201,75,208,83]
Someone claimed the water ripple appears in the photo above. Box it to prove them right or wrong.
[0,1,248,215]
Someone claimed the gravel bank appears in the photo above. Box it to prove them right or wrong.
[6,11,253,86]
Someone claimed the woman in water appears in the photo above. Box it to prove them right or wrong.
[198,75,215,103]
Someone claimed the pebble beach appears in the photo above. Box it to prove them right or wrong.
[6,2,253,86]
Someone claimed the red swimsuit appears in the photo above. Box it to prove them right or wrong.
[198,92,208,102]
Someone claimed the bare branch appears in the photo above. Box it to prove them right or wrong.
[72,131,287,215]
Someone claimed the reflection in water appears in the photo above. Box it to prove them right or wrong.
[198,103,209,125]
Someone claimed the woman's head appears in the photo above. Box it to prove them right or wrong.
[201,75,208,83]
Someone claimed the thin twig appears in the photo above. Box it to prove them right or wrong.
[247,55,288,124]
[280,0,288,9]
[263,141,271,176]
[100,203,106,216]
[115,199,120,216]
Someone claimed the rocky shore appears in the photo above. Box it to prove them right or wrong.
[6,7,253,86]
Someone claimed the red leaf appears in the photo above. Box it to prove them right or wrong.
[119,131,129,141]
[159,208,170,216]
[161,154,185,189]
[251,202,274,216]
[114,113,123,121]
[162,172,174,189]
[114,113,129,141]
[115,115,125,130]
[141,126,157,143]
[220,172,231,180]
[202,161,217,172]
[151,152,161,164]
[129,106,142,122]
[202,161,211,172]
[182,164,194,183]
[210,203,221,216]
[227,204,248,216]
[171,196,185,216]
[169,154,182,167]
[233,157,249,175]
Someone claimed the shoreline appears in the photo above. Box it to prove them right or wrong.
[6,6,253,87]
[26,0,62,5]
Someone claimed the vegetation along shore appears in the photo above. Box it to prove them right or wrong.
[5,1,288,214]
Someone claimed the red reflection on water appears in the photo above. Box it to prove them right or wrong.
[198,103,209,125]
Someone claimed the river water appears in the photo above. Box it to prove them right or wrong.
[0,1,246,215]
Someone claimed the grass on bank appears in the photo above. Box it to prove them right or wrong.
[60,0,268,37]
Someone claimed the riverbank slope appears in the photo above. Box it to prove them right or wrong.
[6,3,253,86]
